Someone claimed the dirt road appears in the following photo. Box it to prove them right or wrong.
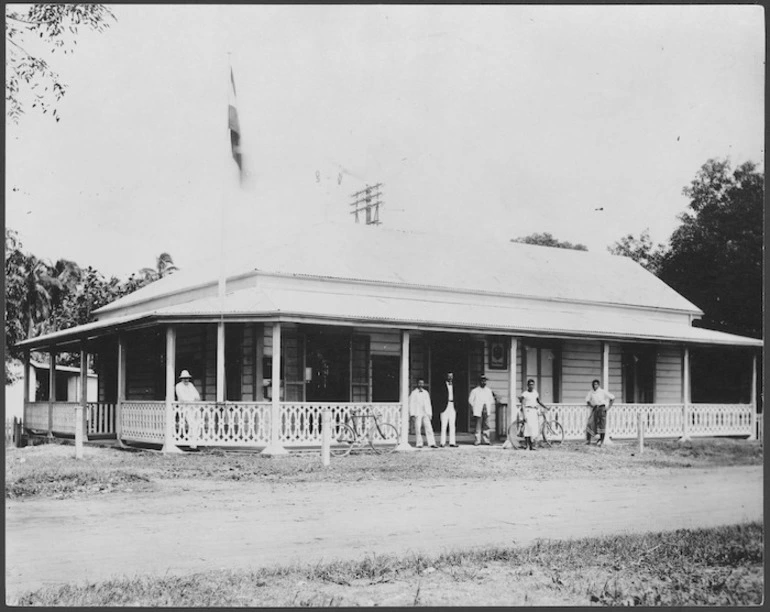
[5,464,762,602]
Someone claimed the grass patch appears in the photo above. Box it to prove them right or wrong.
[16,522,763,606]
[6,437,762,500]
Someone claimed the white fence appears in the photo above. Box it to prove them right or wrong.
[23,402,117,437]
[280,402,401,446]
[546,403,755,440]
[172,402,271,446]
[120,401,165,444]
[22,400,758,448]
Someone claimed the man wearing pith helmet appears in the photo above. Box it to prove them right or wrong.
[175,370,201,402]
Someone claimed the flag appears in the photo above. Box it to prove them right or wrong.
[228,67,243,183]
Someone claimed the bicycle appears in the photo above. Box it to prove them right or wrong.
[507,406,564,447]
[330,405,400,457]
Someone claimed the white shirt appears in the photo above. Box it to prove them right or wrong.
[409,388,433,417]
[175,380,201,402]
[519,389,540,408]
[468,385,495,417]
[447,382,454,402]
[586,387,615,407]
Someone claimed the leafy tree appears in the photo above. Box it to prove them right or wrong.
[660,158,762,339]
[511,232,588,251]
[5,226,181,380]
[6,3,116,122]
[607,229,667,275]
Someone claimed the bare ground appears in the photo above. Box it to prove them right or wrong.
[4,441,763,604]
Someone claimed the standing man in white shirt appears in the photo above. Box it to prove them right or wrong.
[468,374,494,446]
[175,370,201,447]
[175,370,201,402]
[437,371,458,447]
[585,378,615,447]
[409,378,437,449]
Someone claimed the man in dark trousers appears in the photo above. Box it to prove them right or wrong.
[435,371,458,447]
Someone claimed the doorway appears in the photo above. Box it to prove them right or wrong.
[372,355,400,402]
[428,334,470,433]
[305,331,351,402]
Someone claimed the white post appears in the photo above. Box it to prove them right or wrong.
[748,353,757,440]
[261,322,288,455]
[679,346,691,442]
[637,411,644,454]
[601,342,614,445]
[116,335,126,446]
[255,323,264,400]
[162,325,182,453]
[216,321,225,403]
[22,349,30,426]
[48,349,56,439]
[503,338,518,449]
[321,407,331,466]
[396,329,414,451]
[75,345,88,459]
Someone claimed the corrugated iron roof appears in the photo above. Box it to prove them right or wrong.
[95,222,703,315]
[18,283,761,348]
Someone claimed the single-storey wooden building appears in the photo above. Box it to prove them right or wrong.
[17,222,762,452]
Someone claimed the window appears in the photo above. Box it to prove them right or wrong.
[351,335,370,402]
[523,344,560,403]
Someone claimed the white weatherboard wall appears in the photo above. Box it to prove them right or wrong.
[656,345,683,403]
[561,340,602,402]
[609,342,623,397]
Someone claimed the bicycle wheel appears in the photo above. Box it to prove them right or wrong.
[330,423,356,457]
[368,422,399,455]
[542,420,564,446]
[507,417,523,445]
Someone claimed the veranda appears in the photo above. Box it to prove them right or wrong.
[22,321,758,453]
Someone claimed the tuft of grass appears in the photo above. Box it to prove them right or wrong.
[6,468,149,499]
[15,522,763,607]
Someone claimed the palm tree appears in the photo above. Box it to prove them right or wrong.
[139,252,178,283]
[21,255,61,337]
[47,258,82,331]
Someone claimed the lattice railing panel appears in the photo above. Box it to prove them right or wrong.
[612,404,685,438]
[547,404,590,439]
[23,402,49,432]
[50,402,77,434]
[688,404,754,437]
[547,403,753,440]
[120,401,165,444]
[172,402,271,446]
[87,403,116,435]
[279,402,403,445]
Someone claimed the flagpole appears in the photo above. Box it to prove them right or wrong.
[220,52,230,304]
[216,52,230,406]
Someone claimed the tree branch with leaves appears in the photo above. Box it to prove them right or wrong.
[6,3,115,122]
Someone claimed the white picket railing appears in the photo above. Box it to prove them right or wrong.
[120,401,166,444]
[279,402,402,446]
[87,403,116,436]
[547,403,755,440]
[172,402,271,446]
[687,404,755,437]
[22,399,757,448]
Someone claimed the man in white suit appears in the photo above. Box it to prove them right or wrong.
[409,378,437,448]
[468,374,494,446]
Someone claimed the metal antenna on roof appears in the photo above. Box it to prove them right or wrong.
[349,183,384,225]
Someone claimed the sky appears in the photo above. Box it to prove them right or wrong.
[5,4,765,280]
